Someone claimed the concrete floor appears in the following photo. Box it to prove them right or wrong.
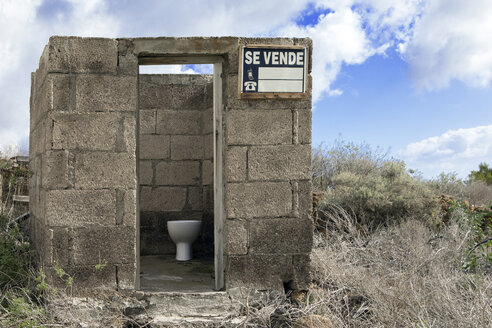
[140,255,215,292]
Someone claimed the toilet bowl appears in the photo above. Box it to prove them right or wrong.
[167,220,202,261]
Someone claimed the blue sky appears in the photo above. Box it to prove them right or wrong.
[0,0,491,179]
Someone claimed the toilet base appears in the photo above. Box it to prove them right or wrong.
[175,242,193,261]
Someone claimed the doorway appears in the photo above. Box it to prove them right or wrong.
[136,59,224,292]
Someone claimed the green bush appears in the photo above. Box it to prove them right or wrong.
[0,214,32,289]
[322,160,440,227]
[314,141,441,228]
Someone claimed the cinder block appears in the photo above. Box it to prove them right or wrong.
[46,190,116,226]
[30,122,46,156]
[249,218,313,254]
[139,74,212,110]
[140,186,186,211]
[226,255,293,290]
[226,182,292,218]
[225,146,247,182]
[116,263,136,290]
[292,255,311,290]
[122,189,137,227]
[49,227,71,266]
[202,160,213,185]
[75,152,136,189]
[44,265,116,292]
[121,115,137,153]
[139,160,153,185]
[42,150,72,189]
[51,112,119,151]
[31,74,71,130]
[76,75,137,112]
[226,219,248,255]
[226,110,292,145]
[298,110,312,144]
[139,134,170,159]
[139,110,156,134]
[117,39,139,76]
[156,110,201,135]
[187,186,202,210]
[72,226,136,265]
[297,180,312,219]
[248,145,311,180]
[46,36,118,73]
[203,133,214,160]
[202,186,214,213]
[202,108,214,134]
[155,161,200,185]
[171,135,203,160]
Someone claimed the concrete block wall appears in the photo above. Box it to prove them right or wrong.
[138,74,214,257]
[29,37,138,292]
[31,36,313,293]
[222,38,313,291]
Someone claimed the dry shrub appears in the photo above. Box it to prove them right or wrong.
[321,161,440,228]
[309,205,492,327]
[427,173,492,207]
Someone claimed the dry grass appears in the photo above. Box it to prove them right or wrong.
[306,205,491,327]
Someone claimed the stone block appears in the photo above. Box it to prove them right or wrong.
[171,135,203,160]
[72,226,136,265]
[187,186,202,210]
[249,218,313,254]
[155,161,200,185]
[117,263,136,290]
[225,146,247,182]
[204,133,214,160]
[226,110,292,145]
[46,190,116,226]
[29,120,46,156]
[226,182,292,218]
[76,75,137,112]
[75,152,136,189]
[140,186,186,212]
[49,227,71,266]
[226,255,293,290]
[298,180,312,219]
[139,160,153,185]
[121,114,137,153]
[202,108,214,134]
[122,189,137,227]
[139,110,156,134]
[42,150,72,189]
[117,39,139,76]
[203,186,214,213]
[226,219,248,255]
[202,160,213,185]
[45,264,117,292]
[139,134,170,159]
[156,110,201,135]
[248,145,311,180]
[31,74,71,130]
[139,75,212,110]
[298,110,312,144]
[46,36,118,73]
[51,112,120,151]
[292,255,311,290]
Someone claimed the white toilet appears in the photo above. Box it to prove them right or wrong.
[167,220,202,261]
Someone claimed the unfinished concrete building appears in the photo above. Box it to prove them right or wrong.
[29,36,313,298]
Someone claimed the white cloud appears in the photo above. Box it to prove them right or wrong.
[398,0,492,91]
[399,125,492,178]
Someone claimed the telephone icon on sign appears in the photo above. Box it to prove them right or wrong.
[244,81,257,91]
